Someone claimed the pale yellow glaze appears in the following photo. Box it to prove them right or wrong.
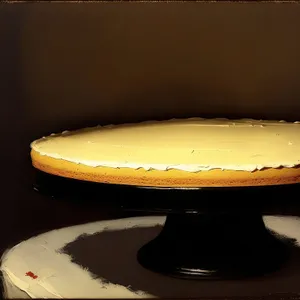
[30,118,300,172]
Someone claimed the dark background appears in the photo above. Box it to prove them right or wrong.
[1,1,300,297]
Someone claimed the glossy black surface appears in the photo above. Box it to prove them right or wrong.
[34,169,299,279]
[137,212,290,279]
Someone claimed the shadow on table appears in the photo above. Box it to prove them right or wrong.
[62,224,300,298]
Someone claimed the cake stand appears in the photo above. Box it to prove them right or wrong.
[33,169,298,280]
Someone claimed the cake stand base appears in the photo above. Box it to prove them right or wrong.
[137,212,289,280]
[33,170,294,280]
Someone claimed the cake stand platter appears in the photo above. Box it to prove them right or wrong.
[33,169,298,280]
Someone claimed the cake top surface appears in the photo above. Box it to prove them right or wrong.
[31,118,300,172]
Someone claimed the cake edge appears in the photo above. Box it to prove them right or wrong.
[30,149,300,188]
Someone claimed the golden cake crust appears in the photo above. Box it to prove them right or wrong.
[31,149,300,188]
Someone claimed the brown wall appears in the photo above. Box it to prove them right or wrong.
[1,2,300,252]
[2,2,300,141]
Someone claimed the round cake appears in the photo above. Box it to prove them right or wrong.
[30,118,300,188]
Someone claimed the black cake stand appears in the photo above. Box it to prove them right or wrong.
[33,170,298,280]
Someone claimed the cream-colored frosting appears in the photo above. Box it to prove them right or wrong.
[30,118,300,172]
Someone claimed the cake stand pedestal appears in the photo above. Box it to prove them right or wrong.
[34,170,295,280]
[137,210,287,279]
